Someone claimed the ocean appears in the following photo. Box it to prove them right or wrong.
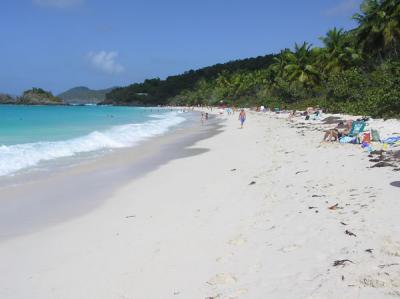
[0,105,187,176]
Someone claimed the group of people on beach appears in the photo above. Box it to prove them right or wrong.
[200,107,247,129]
[200,112,209,125]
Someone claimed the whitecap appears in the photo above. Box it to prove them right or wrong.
[0,112,185,176]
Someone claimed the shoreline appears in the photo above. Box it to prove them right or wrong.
[0,106,188,177]
[0,110,399,298]
[0,113,222,240]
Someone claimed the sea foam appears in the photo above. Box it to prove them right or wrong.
[0,112,185,176]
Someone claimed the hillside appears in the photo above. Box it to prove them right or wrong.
[102,54,276,106]
[19,88,63,105]
[59,86,115,104]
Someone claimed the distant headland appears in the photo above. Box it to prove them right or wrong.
[0,86,116,106]
[58,86,116,105]
[0,88,62,105]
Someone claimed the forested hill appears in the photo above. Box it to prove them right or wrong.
[102,54,276,106]
[59,86,115,104]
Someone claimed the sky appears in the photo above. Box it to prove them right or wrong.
[0,0,363,95]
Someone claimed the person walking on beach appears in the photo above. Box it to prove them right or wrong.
[238,109,246,129]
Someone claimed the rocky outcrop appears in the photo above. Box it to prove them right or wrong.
[0,93,16,104]
[18,88,63,105]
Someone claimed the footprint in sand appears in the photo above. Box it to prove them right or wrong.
[255,210,268,217]
[216,252,235,263]
[279,244,301,253]
[358,270,400,293]
[251,219,273,230]
[207,273,237,285]
[224,288,248,298]
[228,236,247,246]
[381,236,400,257]
[207,288,248,299]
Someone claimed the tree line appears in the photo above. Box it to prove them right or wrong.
[103,55,275,106]
[105,0,400,118]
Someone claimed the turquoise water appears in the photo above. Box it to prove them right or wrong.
[0,105,186,176]
[1,105,164,145]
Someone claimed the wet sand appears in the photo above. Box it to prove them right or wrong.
[0,115,222,240]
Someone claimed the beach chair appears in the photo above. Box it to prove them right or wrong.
[348,121,366,137]
[371,129,381,142]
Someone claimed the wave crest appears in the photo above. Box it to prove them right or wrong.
[0,112,185,176]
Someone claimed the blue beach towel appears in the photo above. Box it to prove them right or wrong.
[339,136,357,144]
[383,136,400,144]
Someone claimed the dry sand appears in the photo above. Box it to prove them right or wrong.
[0,110,399,299]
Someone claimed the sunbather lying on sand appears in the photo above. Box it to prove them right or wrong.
[322,121,351,142]
[288,110,297,121]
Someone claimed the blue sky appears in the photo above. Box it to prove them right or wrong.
[0,0,363,95]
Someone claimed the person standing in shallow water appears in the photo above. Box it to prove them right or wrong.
[238,109,246,129]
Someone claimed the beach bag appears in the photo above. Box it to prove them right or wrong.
[362,132,371,144]
[351,137,359,144]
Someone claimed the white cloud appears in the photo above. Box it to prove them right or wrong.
[87,51,125,74]
[324,0,360,16]
[33,0,84,9]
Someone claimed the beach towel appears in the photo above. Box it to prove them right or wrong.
[383,136,400,144]
[309,112,322,121]
[349,121,366,137]
[339,136,356,144]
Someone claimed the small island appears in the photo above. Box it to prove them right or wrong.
[0,88,63,105]
[18,88,63,105]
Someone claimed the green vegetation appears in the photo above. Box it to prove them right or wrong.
[58,86,115,104]
[103,55,275,106]
[105,0,400,118]
[23,88,53,97]
[20,88,62,105]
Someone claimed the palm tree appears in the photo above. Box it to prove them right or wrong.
[321,27,346,51]
[319,27,362,74]
[283,42,320,87]
[353,0,400,59]
[270,49,290,78]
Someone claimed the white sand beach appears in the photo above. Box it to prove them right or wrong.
[0,110,399,299]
